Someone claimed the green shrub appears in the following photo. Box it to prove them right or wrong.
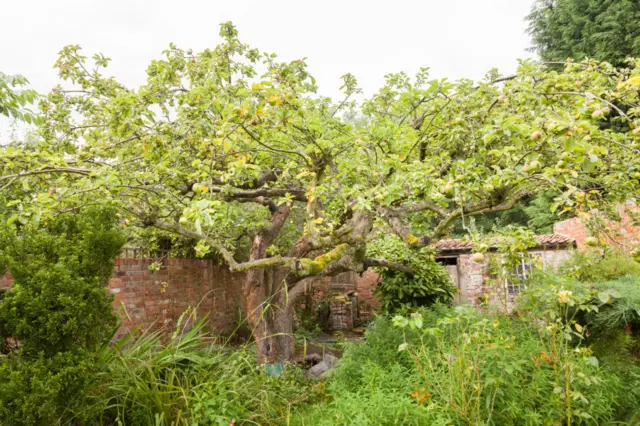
[0,351,99,425]
[577,275,640,423]
[394,307,620,425]
[561,250,640,283]
[0,207,125,425]
[0,207,125,356]
[585,275,640,333]
[589,330,640,423]
[290,310,447,425]
[367,236,454,312]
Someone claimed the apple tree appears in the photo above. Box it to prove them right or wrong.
[2,23,640,363]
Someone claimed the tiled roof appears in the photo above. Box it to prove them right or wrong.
[433,234,575,253]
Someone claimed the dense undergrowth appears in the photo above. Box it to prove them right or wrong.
[289,254,640,425]
[2,213,640,425]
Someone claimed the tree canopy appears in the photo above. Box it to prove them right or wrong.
[527,0,640,67]
[2,22,640,362]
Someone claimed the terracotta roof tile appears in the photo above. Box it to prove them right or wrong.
[433,234,575,252]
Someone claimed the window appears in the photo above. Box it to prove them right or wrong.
[436,257,458,266]
[506,254,540,294]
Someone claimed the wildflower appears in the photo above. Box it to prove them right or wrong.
[539,352,553,364]
[558,290,572,304]
[410,388,432,405]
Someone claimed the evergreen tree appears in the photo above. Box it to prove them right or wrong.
[527,0,640,67]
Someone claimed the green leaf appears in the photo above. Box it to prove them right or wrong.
[586,356,599,367]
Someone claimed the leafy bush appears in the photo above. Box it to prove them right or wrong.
[0,207,126,425]
[560,250,640,283]
[586,275,640,333]
[518,272,640,423]
[568,274,640,423]
[367,235,454,312]
[0,207,125,356]
[0,351,99,425]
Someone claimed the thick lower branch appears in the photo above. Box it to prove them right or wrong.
[204,185,307,202]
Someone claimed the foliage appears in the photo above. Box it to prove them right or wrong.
[586,275,640,333]
[452,191,567,236]
[0,351,101,426]
[518,271,640,423]
[89,314,313,426]
[3,22,640,362]
[290,311,440,425]
[3,26,639,280]
[560,250,640,282]
[367,235,454,312]
[527,0,640,67]
[0,72,38,123]
[294,304,624,425]
[589,329,640,423]
[0,207,126,356]
[0,207,125,426]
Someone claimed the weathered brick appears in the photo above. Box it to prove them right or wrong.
[555,202,640,250]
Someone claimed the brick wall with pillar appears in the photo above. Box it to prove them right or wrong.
[2,258,246,339]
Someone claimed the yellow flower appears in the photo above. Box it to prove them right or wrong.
[558,290,572,304]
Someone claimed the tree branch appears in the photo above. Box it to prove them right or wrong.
[151,219,301,272]
[240,124,310,165]
[210,170,279,190]
[204,185,308,202]
[391,200,449,216]
[0,167,94,182]
[237,196,278,213]
[380,191,530,247]
[363,259,414,274]
[545,91,631,121]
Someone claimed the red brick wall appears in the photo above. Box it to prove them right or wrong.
[356,270,382,319]
[1,259,246,338]
[0,274,12,290]
[110,258,245,337]
[554,218,589,249]
[554,203,640,251]
[2,260,386,333]
[301,271,383,329]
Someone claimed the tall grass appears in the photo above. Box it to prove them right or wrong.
[76,311,310,426]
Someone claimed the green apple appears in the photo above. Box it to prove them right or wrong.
[585,237,598,247]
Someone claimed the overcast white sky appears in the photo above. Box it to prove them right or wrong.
[1,0,536,136]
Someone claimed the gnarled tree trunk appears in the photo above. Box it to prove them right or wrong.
[242,203,301,364]
[244,268,300,365]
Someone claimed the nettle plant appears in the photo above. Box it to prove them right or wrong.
[393,294,614,425]
[1,22,640,362]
